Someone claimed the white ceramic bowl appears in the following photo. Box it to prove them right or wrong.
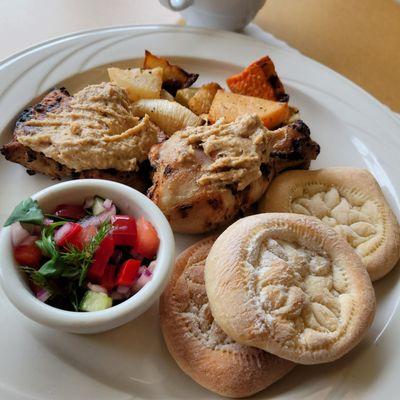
[0,179,175,334]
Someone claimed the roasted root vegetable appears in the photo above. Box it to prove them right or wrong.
[131,99,202,136]
[208,90,289,129]
[175,87,199,107]
[226,56,288,102]
[188,82,222,115]
[108,67,163,101]
[143,50,198,95]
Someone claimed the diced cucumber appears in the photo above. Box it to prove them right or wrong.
[92,196,106,216]
[79,290,112,312]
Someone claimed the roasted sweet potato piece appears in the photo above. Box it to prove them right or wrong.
[226,56,288,102]
[188,82,222,115]
[208,90,289,129]
[143,50,199,95]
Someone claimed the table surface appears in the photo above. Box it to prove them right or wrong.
[0,0,399,111]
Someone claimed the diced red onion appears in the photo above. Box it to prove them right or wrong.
[137,266,152,278]
[98,204,116,222]
[36,289,51,302]
[43,218,54,226]
[138,265,146,275]
[87,283,107,294]
[148,261,157,273]
[54,222,72,243]
[80,205,116,228]
[80,215,101,228]
[116,285,131,295]
[83,196,94,209]
[10,222,30,247]
[103,199,113,210]
[132,271,152,293]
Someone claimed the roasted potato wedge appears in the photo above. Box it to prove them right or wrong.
[209,90,289,129]
[131,99,202,136]
[143,50,199,95]
[226,56,288,102]
[108,67,163,101]
[175,87,199,107]
[188,82,222,115]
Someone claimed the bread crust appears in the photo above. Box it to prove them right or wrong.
[258,168,400,281]
[205,213,376,365]
[159,236,295,398]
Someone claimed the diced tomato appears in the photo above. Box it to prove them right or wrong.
[111,215,137,246]
[100,264,116,291]
[135,217,160,259]
[14,242,42,268]
[54,204,86,220]
[54,222,84,249]
[116,259,141,286]
[87,235,115,282]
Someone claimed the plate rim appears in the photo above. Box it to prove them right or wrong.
[0,23,398,131]
[0,24,399,400]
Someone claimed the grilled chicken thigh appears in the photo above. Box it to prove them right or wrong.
[148,115,320,233]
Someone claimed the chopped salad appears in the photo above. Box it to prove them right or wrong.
[5,196,160,312]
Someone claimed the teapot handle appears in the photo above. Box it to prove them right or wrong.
[159,0,194,11]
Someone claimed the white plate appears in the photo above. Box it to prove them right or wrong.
[0,25,399,399]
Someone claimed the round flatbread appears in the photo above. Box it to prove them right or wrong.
[258,168,400,281]
[205,213,376,365]
[160,236,295,398]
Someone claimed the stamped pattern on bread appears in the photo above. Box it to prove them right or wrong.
[291,184,382,257]
[247,230,348,344]
[205,214,376,364]
[258,168,400,281]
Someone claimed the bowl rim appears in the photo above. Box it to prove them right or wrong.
[0,179,175,330]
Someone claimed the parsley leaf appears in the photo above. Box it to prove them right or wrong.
[4,198,44,227]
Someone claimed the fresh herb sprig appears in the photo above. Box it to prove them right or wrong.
[35,221,66,277]
[62,221,112,286]
[36,220,111,281]
[25,220,112,309]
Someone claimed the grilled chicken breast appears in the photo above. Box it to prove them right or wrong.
[148,116,320,234]
[1,84,160,191]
